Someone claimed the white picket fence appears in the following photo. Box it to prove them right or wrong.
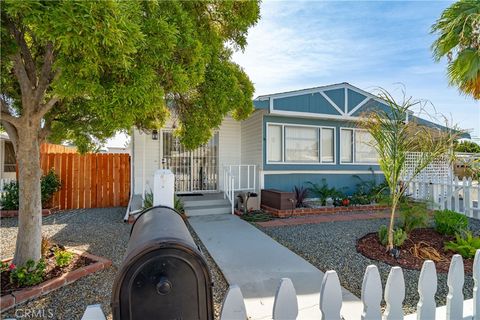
[406,176,480,219]
[219,251,480,320]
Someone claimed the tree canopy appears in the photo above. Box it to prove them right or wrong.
[1,0,259,152]
[0,0,259,265]
[431,0,480,99]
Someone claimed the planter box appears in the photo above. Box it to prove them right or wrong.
[261,189,295,210]
[261,204,390,218]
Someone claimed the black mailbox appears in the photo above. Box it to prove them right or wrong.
[112,206,214,320]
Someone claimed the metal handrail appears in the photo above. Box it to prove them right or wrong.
[223,165,256,214]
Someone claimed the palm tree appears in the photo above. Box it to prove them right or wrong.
[360,90,460,251]
[431,0,480,99]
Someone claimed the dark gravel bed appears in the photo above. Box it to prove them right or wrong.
[258,217,480,315]
[1,208,227,320]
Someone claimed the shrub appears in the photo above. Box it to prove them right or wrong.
[10,259,46,286]
[143,189,153,209]
[54,248,74,267]
[434,210,468,235]
[0,170,61,210]
[41,236,52,257]
[378,225,407,247]
[444,231,480,259]
[293,186,308,208]
[399,200,429,234]
[174,195,184,212]
[307,180,344,206]
[0,181,19,210]
[40,169,61,207]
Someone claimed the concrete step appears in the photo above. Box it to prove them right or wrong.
[183,198,230,208]
[185,204,232,216]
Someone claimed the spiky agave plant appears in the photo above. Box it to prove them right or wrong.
[359,89,461,251]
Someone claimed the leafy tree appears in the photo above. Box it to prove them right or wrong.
[360,90,460,251]
[0,1,259,265]
[454,140,480,153]
[431,0,480,99]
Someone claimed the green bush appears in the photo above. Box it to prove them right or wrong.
[0,181,19,210]
[0,170,61,210]
[174,195,184,213]
[378,225,407,247]
[399,200,429,234]
[444,231,480,259]
[41,169,61,207]
[54,248,74,267]
[10,259,46,287]
[434,210,468,235]
[143,189,153,209]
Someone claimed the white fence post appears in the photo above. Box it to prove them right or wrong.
[417,260,437,319]
[446,254,465,320]
[220,285,247,320]
[320,271,343,320]
[361,265,382,320]
[384,267,405,320]
[273,278,298,320]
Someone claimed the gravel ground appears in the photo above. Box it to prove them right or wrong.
[259,217,480,315]
[1,208,227,320]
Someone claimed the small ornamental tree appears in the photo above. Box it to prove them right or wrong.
[0,1,259,265]
[360,90,460,252]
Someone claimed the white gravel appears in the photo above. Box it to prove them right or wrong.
[1,208,227,320]
[259,217,480,315]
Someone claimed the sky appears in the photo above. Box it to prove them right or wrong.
[232,0,479,139]
[107,0,479,147]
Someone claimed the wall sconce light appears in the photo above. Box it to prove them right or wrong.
[152,129,159,140]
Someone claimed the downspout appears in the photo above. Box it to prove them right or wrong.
[123,129,136,222]
[142,132,146,200]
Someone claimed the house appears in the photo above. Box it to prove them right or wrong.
[0,132,16,181]
[128,82,460,216]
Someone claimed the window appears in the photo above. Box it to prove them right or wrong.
[3,141,16,172]
[267,124,282,162]
[340,128,378,164]
[321,128,334,163]
[355,130,378,163]
[285,126,319,162]
[340,129,353,163]
[266,123,335,164]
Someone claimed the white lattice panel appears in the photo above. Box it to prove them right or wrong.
[402,152,452,184]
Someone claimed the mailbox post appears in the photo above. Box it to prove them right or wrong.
[153,169,174,208]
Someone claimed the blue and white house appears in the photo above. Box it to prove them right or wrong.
[129,82,455,215]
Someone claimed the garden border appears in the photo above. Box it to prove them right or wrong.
[261,204,389,218]
[1,209,55,218]
[0,248,111,312]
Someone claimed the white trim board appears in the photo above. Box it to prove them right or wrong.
[262,170,383,175]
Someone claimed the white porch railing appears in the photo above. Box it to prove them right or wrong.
[223,169,235,215]
[223,165,256,214]
[220,251,480,320]
[405,176,480,219]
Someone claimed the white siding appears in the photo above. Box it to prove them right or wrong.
[218,117,242,191]
[132,129,161,196]
[241,110,265,192]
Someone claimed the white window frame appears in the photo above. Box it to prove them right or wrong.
[266,122,336,165]
[339,127,378,165]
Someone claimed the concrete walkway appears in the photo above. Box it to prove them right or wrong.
[188,214,362,319]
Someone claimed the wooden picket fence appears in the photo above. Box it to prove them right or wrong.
[40,153,130,210]
[406,176,480,219]
[219,251,480,320]
[40,143,77,154]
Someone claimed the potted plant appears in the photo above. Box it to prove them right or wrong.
[342,198,350,206]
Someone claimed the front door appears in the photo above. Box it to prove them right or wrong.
[161,131,218,193]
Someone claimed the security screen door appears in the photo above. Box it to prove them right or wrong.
[161,131,218,192]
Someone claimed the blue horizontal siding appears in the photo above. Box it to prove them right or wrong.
[273,93,341,115]
[264,173,385,195]
[263,115,381,171]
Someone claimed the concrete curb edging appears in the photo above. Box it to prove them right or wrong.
[0,248,111,313]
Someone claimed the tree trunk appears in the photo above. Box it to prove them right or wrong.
[13,126,42,266]
[387,199,397,251]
